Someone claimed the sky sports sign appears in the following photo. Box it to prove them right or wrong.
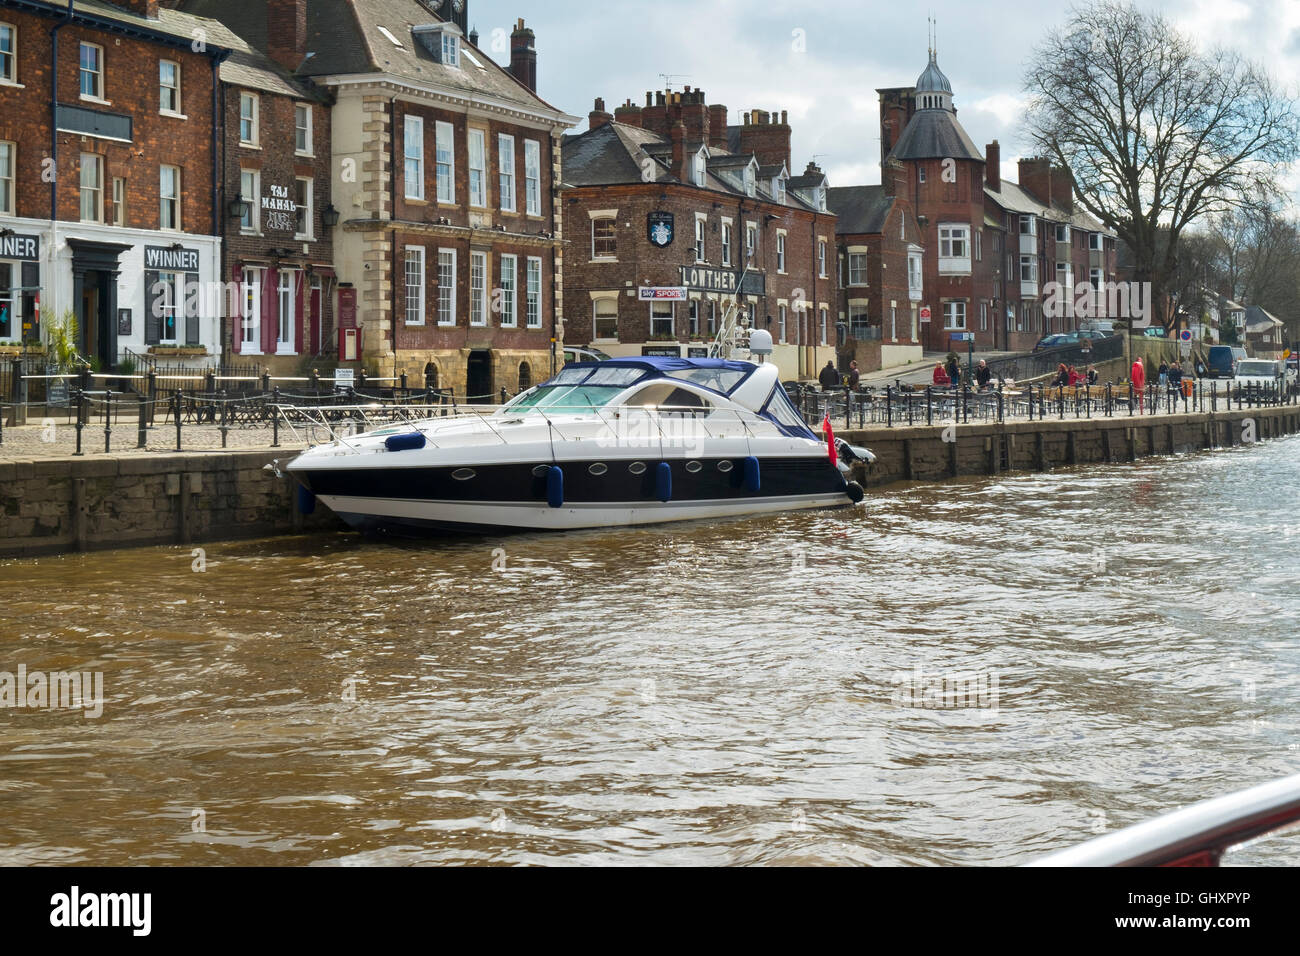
[638,286,688,301]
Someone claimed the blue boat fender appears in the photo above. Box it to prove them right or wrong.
[384,431,427,452]
[546,465,564,509]
[655,462,672,502]
[742,456,761,493]
[297,485,317,515]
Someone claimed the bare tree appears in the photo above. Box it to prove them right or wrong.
[1023,0,1299,332]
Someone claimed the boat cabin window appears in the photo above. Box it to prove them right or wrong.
[625,382,714,410]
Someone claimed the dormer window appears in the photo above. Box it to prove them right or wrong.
[413,23,462,68]
[692,147,707,187]
[743,162,756,198]
[774,176,786,201]
[816,186,827,211]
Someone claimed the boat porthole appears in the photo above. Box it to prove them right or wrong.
[717,460,733,473]
[451,468,477,481]
[685,461,703,473]
[588,462,608,476]
[628,461,647,475]
[532,464,551,478]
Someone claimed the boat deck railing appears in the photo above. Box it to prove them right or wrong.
[275,402,794,451]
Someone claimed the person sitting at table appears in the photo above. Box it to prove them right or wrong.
[933,363,950,386]
[1054,363,1070,387]
[1068,365,1081,386]
[975,359,992,390]
[1086,365,1099,386]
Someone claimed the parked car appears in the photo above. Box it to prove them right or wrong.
[1032,330,1107,352]
[562,346,613,366]
[1205,345,1248,379]
[1141,327,1168,338]
[1232,359,1287,397]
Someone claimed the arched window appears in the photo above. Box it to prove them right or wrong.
[423,361,438,390]
[518,361,532,392]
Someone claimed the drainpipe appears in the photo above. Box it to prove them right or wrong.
[48,0,75,328]
[389,95,398,376]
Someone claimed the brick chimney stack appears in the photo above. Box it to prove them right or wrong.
[734,109,791,170]
[1050,164,1073,211]
[120,0,160,18]
[1018,157,1052,205]
[267,0,307,72]
[510,19,537,93]
[985,140,1001,191]
[708,104,728,150]
[671,121,688,184]
[589,97,613,131]
[614,99,642,127]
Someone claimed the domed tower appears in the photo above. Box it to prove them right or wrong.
[915,51,953,112]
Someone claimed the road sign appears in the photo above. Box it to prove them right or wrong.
[1179,329,1193,342]
[951,332,974,342]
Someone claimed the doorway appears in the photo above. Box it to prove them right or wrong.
[466,350,492,403]
[79,272,112,368]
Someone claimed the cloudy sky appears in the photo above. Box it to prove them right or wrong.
[471,0,1300,200]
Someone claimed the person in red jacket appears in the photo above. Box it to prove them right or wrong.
[1131,357,1145,411]
[1068,365,1080,386]
[933,363,950,386]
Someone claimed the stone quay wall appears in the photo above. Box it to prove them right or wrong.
[0,450,342,559]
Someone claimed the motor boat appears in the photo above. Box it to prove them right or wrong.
[284,352,872,534]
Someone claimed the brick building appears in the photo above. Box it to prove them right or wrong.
[875,48,1119,354]
[0,0,234,367]
[563,89,838,381]
[826,162,924,373]
[177,0,335,376]
[179,0,576,398]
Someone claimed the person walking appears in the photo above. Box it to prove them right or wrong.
[945,355,961,389]
[1158,361,1169,389]
[818,360,840,390]
[1131,357,1145,411]
[847,360,861,390]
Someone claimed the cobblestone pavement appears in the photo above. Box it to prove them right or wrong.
[0,421,307,458]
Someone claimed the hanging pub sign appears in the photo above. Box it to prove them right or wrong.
[144,245,200,272]
[647,212,674,248]
[0,233,40,261]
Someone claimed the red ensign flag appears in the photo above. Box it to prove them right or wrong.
[823,415,837,466]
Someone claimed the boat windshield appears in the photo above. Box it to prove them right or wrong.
[505,384,625,414]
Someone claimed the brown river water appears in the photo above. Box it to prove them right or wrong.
[1,436,1298,866]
